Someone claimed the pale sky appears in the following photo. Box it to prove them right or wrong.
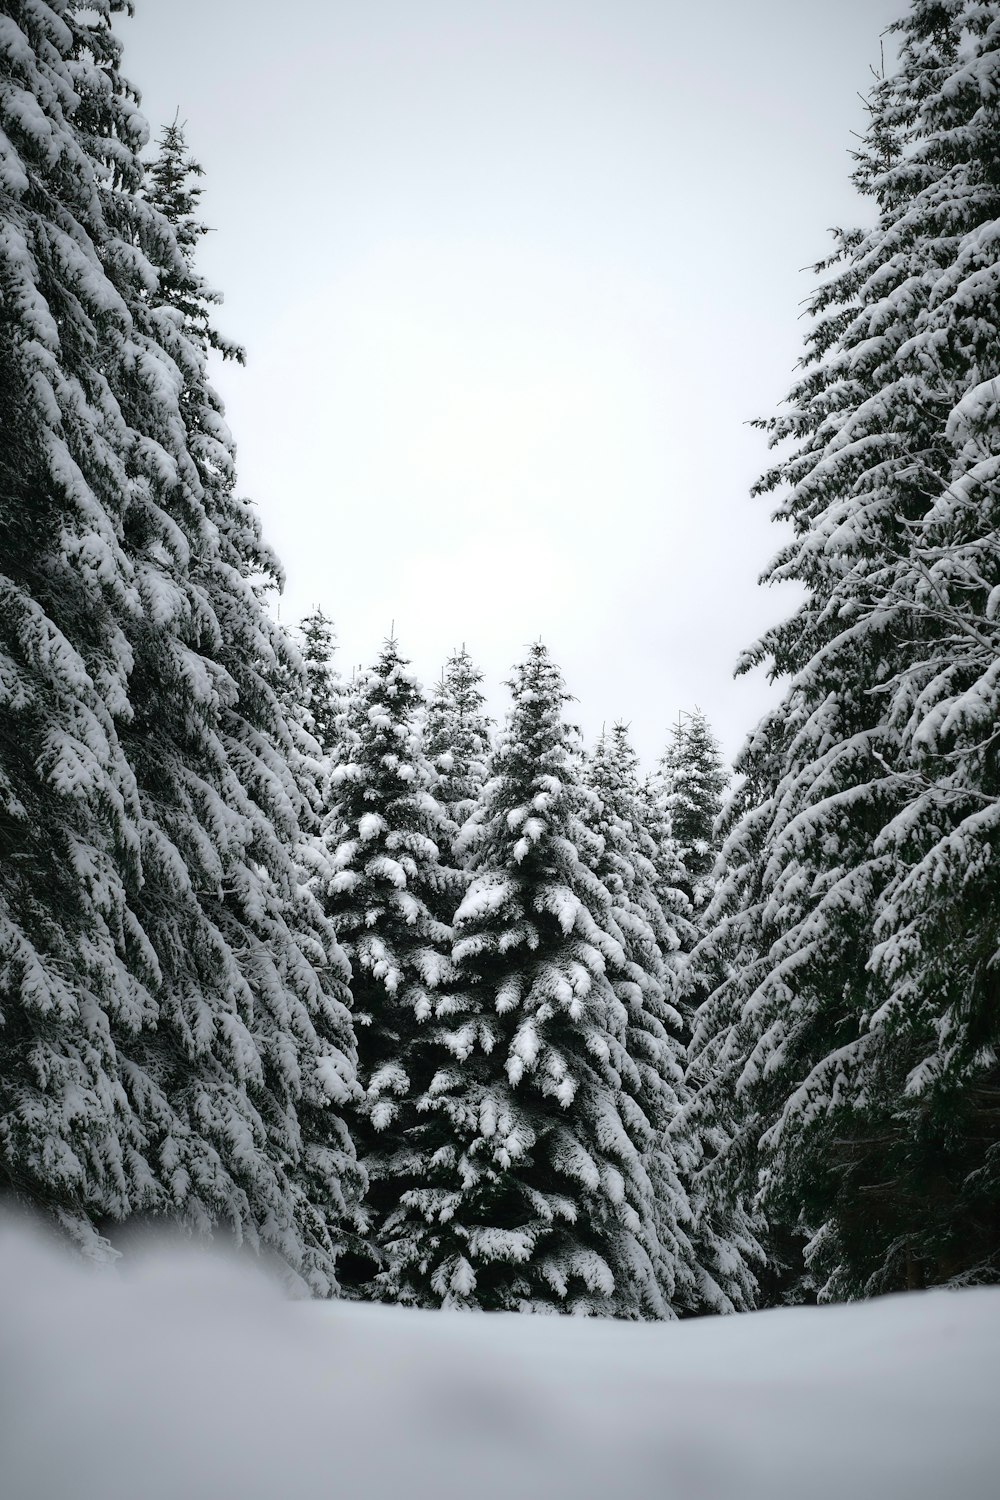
[122,0,902,766]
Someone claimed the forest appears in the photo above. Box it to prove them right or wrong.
[1,0,999,1327]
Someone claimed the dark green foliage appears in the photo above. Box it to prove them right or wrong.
[0,1,361,1286]
[690,0,1000,1300]
[296,608,343,760]
[657,710,729,913]
[382,644,669,1316]
[145,114,244,362]
[316,638,454,1289]
[424,645,491,865]
[583,725,708,1310]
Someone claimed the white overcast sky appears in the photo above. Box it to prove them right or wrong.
[122,0,902,766]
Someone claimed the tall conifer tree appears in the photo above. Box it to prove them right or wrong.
[144,113,243,363]
[316,637,455,1289]
[691,0,1000,1297]
[294,609,342,762]
[657,710,729,915]
[385,645,668,1316]
[583,724,704,1310]
[649,710,762,1307]
[424,645,491,865]
[0,3,360,1285]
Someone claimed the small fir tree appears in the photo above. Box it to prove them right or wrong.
[144,113,244,362]
[424,646,491,864]
[316,637,455,1290]
[295,608,343,761]
[384,644,668,1316]
[583,724,703,1310]
[587,727,759,1313]
[657,710,729,915]
[642,713,763,1309]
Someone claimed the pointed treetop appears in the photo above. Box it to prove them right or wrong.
[295,608,342,760]
[424,646,492,863]
[145,114,244,362]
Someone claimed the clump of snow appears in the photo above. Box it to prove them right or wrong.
[1,1217,997,1500]
[357,811,387,842]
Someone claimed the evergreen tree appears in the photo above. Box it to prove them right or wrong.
[583,724,703,1310]
[691,0,1000,1299]
[144,113,243,362]
[424,645,491,864]
[648,710,763,1308]
[646,711,727,1057]
[0,3,360,1285]
[638,765,696,975]
[384,644,668,1316]
[656,710,729,915]
[295,608,343,761]
[316,637,455,1289]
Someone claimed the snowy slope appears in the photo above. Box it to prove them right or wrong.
[1,1219,996,1500]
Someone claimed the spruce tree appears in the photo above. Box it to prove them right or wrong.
[385,644,667,1316]
[424,645,491,865]
[316,637,455,1289]
[647,707,726,1045]
[639,765,696,984]
[583,724,703,1310]
[292,607,343,761]
[657,710,729,915]
[0,4,360,1285]
[277,609,348,879]
[648,710,762,1308]
[144,113,244,363]
[691,0,1000,1298]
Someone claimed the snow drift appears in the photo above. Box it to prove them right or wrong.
[1,1218,996,1500]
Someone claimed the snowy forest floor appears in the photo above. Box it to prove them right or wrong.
[2,1221,997,1500]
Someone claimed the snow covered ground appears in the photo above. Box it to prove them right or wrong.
[2,1219,997,1500]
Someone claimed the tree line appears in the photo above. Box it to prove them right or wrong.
[0,0,997,1308]
[292,622,751,1313]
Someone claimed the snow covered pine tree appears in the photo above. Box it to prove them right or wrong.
[646,711,763,1308]
[292,607,343,763]
[317,637,456,1291]
[583,724,706,1312]
[385,644,672,1316]
[690,0,1000,1298]
[656,709,729,918]
[649,706,726,1047]
[0,1,360,1285]
[424,645,491,867]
